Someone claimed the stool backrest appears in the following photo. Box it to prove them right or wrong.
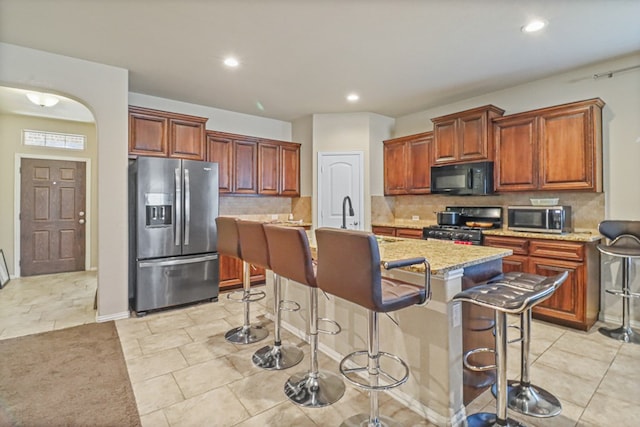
[599,220,640,247]
[315,227,382,311]
[237,220,270,269]
[215,216,241,259]
[263,225,316,287]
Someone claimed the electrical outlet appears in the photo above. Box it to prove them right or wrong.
[412,215,420,221]
[271,214,278,220]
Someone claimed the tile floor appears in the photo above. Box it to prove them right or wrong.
[1,271,639,426]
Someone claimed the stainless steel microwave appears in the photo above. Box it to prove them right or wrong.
[507,205,572,234]
[430,161,494,196]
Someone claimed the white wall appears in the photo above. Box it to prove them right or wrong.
[291,115,313,196]
[393,53,640,221]
[129,93,292,141]
[0,42,129,321]
[311,112,393,230]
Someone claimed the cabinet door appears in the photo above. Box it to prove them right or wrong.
[280,143,300,197]
[530,257,585,327]
[383,141,408,195]
[218,255,242,289]
[494,116,538,191]
[234,140,258,194]
[459,112,488,162]
[250,265,266,284]
[129,112,168,157]
[433,118,458,164]
[502,255,528,273]
[538,104,597,191]
[407,134,433,194]
[258,142,280,195]
[372,226,396,237]
[395,228,423,239]
[169,119,205,160]
[483,235,528,256]
[206,134,233,194]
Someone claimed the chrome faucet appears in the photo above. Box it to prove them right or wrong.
[341,195,355,229]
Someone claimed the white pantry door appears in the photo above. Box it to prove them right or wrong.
[317,152,364,230]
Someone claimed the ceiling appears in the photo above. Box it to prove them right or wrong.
[1,0,639,122]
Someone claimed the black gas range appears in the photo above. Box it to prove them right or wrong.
[422,206,502,245]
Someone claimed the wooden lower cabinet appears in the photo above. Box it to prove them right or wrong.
[483,235,600,330]
[218,255,266,291]
[372,226,423,239]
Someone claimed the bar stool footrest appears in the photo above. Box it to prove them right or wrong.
[463,347,496,372]
[226,288,266,303]
[317,317,342,335]
[604,288,640,298]
[279,299,301,312]
[339,350,409,391]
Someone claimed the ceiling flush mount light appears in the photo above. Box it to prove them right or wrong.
[347,93,359,102]
[26,92,59,107]
[223,57,239,68]
[521,19,547,33]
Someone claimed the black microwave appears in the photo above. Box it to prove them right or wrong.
[430,161,494,196]
[507,206,572,234]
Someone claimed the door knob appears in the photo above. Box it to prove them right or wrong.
[79,211,85,217]
[79,219,85,224]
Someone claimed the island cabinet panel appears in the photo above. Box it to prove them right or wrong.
[494,115,538,191]
[218,255,265,290]
[206,130,300,196]
[383,131,433,195]
[128,106,207,160]
[205,134,233,193]
[234,140,259,194]
[483,235,600,330]
[432,105,504,164]
[494,98,604,193]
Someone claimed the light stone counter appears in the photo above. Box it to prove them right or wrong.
[483,228,602,242]
[372,219,436,230]
[268,236,512,426]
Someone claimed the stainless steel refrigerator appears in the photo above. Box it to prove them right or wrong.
[129,156,219,314]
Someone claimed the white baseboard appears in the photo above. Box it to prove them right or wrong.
[96,311,130,323]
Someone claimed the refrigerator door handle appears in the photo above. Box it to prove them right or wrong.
[184,168,190,246]
[175,167,182,246]
[139,254,218,268]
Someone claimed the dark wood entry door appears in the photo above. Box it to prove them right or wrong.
[20,158,86,276]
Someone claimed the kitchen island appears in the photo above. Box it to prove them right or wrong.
[267,236,512,426]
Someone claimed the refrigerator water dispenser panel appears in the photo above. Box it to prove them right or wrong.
[145,192,173,227]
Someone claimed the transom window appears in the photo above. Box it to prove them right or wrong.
[23,129,86,150]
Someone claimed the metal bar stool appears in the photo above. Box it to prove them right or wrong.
[454,271,568,427]
[597,220,640,344]
[236,220,304,370]
[263,224,346,408]
[490,272,566,418]
[215,216,268,345]
[315,227,431,427]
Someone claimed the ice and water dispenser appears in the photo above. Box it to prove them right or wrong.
[145,193,173,227]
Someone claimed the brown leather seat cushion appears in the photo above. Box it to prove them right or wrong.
[264,224,317,287]
[215,216,241,259]
[237,220,270,269]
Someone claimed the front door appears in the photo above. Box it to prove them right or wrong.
[20,158,86,276]
[318,152,364,230]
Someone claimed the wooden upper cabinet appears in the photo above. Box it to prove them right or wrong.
[206,130,300,196]
[280,143,301,197]
[494,115,538,192]
[129,109,168,157]
[432,105,504,164]
[234,140,259,194]
[258,141,280,195]
[538,99,604,192]
[383,131,433,195]
[494,98,604,193]
[205,134,233,194]
[129,106,207,160]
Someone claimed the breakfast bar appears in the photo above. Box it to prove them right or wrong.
[267,236,512,426]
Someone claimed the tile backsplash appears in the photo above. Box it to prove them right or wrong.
[219,196,312,223]
[373,192,605,230]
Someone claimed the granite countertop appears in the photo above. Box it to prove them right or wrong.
[376,237,512,275]
[482,228,602,243]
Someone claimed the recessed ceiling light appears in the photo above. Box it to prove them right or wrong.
[223,57,239,67]
[522,19,547,33]
[26,92,59,107]
[347,93,359,102]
